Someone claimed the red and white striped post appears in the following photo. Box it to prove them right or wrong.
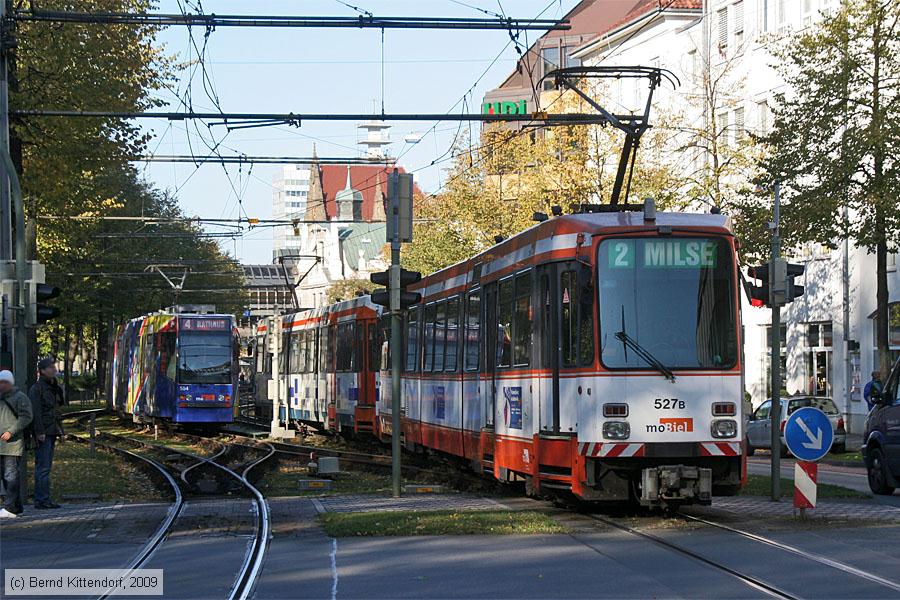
[794,460,818,517]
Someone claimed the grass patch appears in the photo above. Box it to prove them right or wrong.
[258,461,392,497]
[742,475,870,499]
[826,450,863,463]
[320,509,568,537]
[24,440,165,503]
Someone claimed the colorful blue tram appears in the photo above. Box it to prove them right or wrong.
[109,309,240,424]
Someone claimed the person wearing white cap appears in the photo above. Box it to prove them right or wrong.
[0,370,33,519]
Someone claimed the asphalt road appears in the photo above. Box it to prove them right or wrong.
[747,457,900,507]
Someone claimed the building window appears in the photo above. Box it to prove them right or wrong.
[734,1,744,47]
[563,46,580,69]
[760,0,769,32]
[734,107,745,142]
[717,8,728,54]
[777,0,791,30]
[804,322,833,396]
[757,99,770,134]
[541,46,560,91]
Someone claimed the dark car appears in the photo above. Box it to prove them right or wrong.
[862,358,900,495]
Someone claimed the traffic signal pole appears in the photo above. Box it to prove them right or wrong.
[770,181,782,502]
[388,172,402,498]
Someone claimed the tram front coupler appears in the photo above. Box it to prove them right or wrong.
[640,465,712,507]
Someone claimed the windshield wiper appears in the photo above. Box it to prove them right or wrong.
[615,329,676,383]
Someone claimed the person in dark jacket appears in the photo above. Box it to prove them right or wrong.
[28,357,65,509]
[0,370,33,518]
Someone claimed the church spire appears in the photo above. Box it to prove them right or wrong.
[304,151,325,222]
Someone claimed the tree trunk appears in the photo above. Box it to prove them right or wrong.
[876,226,891,377]
[96,314,107,395]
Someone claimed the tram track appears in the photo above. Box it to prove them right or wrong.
[584,513,797,599]
[68,414,274,600]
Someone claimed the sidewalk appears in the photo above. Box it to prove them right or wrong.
[0,501,171,571]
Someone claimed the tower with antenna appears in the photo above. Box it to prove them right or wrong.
[357,100,392,159]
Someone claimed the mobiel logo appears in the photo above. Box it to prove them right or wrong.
[646,418,694,433]
[482,99,528,116]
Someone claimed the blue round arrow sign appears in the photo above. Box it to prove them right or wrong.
[784,406,834,462]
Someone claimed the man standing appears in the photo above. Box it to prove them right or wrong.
[29,358,65,509]
[864,370,883,411]
[0,370,33,518]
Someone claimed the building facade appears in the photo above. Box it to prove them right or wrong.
[566,0,891,432]
[272,164,311,258]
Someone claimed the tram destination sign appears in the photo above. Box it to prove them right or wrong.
[607,239,718,269]
[180,317,230,331]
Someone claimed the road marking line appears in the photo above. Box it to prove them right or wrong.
[330,538,339,600]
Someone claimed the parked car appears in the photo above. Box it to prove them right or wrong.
[746,396,847,457]
[862,359,900,495]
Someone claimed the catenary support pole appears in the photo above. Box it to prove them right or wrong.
[770,181,782,502]
[389,170,402,498]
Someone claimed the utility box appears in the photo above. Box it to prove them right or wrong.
[387,171,414,243]
[318,456,340,475]
[298,479,333,491]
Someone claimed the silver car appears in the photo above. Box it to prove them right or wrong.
[746,396,847,457]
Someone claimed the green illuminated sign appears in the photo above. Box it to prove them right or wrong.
[482,99,528,116]
[607,239,718,269]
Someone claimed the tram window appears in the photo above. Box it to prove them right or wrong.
[405,307,420,372]
[159,331,177,381]
[445,297,460,372]
[381,316,391,371]
[336,323,354,372]
[326,326,336,373]
[423,303,437,372]
[464,291,480,372]
[514,271,532,367]
[369,323,382,371]
[561,271,577,367]
[541,273,552,369]
[289,333,302,373]
[355,323,365,372]
[280,333,289,375]
[578,268,594,366]
[498,278,513,368]
[309,329,318,373]
[434,301,447,372]
[320,327,329,373]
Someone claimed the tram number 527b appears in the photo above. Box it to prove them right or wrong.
[654,398,685,410]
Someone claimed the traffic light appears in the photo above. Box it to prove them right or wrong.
[31,283,60,325]
[369,267,422,310]
[746,261,804,308]
[785,262,805,302]
[746,264,770,308]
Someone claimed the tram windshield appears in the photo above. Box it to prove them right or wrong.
[177,320,234,385]
[597,237,738,370]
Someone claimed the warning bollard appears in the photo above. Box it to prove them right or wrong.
[794,460,817,518]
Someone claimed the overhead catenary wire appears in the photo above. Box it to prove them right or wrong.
[14,10,570,31]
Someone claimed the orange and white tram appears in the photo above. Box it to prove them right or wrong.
[263,204,746,506]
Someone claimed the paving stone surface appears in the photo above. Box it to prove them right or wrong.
[0,501,171,544]
[695,496,900,522]
[313,493,509,514]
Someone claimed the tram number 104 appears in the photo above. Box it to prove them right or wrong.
[654,398,685,410]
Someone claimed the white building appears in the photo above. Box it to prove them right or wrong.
[272,164,311,258]
[572,0,893,432]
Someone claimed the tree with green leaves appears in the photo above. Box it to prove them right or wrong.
[758,0,900,376]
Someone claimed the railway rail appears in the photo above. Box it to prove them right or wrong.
[68,413,274,600]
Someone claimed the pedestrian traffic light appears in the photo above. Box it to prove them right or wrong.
[31,283,60,325]
[369,267,422,310]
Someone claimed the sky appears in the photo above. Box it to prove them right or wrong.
[139,0,581,264]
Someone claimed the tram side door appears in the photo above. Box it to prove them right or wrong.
[483,282,499,429]
[537,264,561,434]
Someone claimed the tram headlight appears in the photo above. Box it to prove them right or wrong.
[711,419,738,439]
[602,421,630,440]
